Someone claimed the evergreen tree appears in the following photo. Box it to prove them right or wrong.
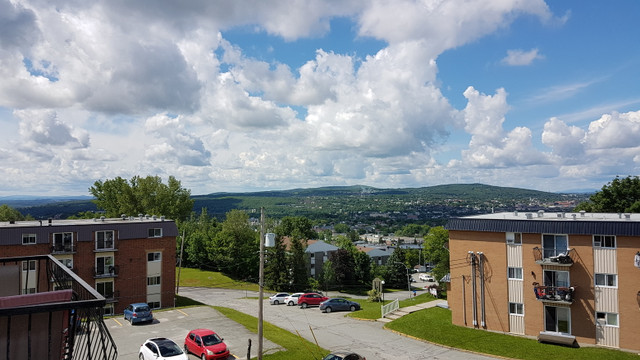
[384,247,409,289]
[288,237,309,291]
[210,210,258,279]
[264,236,289,291]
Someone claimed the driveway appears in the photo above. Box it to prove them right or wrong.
[179,287,498,360]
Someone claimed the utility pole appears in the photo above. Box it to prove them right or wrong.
[258,207,265,360]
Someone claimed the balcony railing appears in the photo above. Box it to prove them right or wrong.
[533,284,575,304]
[93,265,120,278]
[102,290,120,303]
[0,254,118,360]
[533,247,574,266]
[51,243,75,254]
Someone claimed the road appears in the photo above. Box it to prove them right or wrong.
[178,287,498,360]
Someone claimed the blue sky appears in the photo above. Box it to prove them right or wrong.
[0,0,639,196]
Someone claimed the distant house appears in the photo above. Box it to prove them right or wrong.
[357,246,393,266]
[305,240,339,278]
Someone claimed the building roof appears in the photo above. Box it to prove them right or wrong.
[305,240,338,253]
[446,211,640,236]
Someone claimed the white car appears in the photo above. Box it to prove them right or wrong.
[139,338,188,360]
[419,274,434,282]
[285,292,305,306]
[269,292,290,305]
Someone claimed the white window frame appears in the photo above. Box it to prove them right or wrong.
[148,228,162,238]
[147,252,161,262]
[22,233,36,245]
[593,235,616,249]
[147,276,161,286]
[596,312,619,327]
[595,273,617,287]
[148,301,161,309]
[22,260,36,271]
[96,255,114,275]
[95,230,115,250]
[542,234,568,258]
[96,281,114,298]
[506,232,522,245]
[544,306,571,334]
[53,232,73,251]
[544,269,570,288]
[509,302,524,315]
[507,267,523,280]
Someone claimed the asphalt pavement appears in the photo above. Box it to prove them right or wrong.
[178,287,498,360]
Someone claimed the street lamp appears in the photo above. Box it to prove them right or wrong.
[394,262,411,298]
[381,280,385,302]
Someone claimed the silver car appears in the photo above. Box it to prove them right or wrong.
[285,292,304,306]
[269,292,290,305]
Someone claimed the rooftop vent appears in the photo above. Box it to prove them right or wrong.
[557,213,565,218]
[152,215,157,220]
[160,216,165,221]
[121,214,127,220]
[525,213,533,219]
[571,214,577,220]
[625,213,631,220]
[513,211,519,217]
[537,210,544,218]
[100,216,105,221]
[138,213,144,220]
[580,210,586,217]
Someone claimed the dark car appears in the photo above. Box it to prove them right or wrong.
[298,293,329,308]
[184,329,230,360]
[124,302,153,324]
[322,351,366,360]
[319,298,361,313]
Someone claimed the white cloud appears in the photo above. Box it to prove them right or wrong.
[501,48,544,66]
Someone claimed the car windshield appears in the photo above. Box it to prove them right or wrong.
[322,355,344,360]
[136,306,150,312]
[202,334,222,346]
[157,341,183,357]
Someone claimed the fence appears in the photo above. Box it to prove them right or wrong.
[381,298,399,318]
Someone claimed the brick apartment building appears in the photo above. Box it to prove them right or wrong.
[0,215,178,315]
[446,211,640,352]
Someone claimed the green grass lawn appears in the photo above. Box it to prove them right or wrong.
[176,267,259,291]
[386,307,638,360]
[348,292,438,320]
[214,306,328,360]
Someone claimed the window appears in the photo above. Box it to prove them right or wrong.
[506,232,522,245]
[53,232,73,252]
[148,301,160,309]
[509,302,524,315]
[544,306,571,333]
[595,273,617,287]
[544,270,570,288]
[593,235,615,249]
[148,228,162,238]
[542,234,568,258]
[61,258,73,269]
[147,252,161,262]
[96,256,114,275]
[147,276,161,286]
[22,260,36,271]
[508,267,523,280]
[596,312,618,327]
[96,281,114,298]
[96,230,114,250]
[21,288,36,294]
[22,233,36,245]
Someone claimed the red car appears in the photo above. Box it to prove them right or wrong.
[298,293,329,308]
[184,329,230,360]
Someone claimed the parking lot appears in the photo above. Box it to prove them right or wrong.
[106,306,281,359]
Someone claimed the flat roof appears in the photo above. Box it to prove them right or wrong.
[0,215,173,228]
[446,212,640,236]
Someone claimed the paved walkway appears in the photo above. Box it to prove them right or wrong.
[378,299,448,322]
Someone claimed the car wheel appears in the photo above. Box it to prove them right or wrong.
[350,305,356,312]
[184,344,189,354]
[138,353,145,360]
[201,354,207,360]
[274,300,279,305]
[288,301,294,306]
[301,302,308,309]
[325,307,332,313]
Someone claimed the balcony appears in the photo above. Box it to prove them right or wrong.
[0,254,118,360]
[93,265,120,278]
[102,290,120,303]
[533,284,575,304]
[51,243,75,254]
[533,247,574,266]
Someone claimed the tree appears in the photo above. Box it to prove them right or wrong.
[353,250,372,285]
[329,249,356,288]
[275,216,316,239]
[320,260,335,292]
[574,175,640,213]
[210,210,258,279]
[89,175,194,221]
[384,247,409,289]
[333,223,350,234]
[288,237,309,291]
[0,205,25,221]
[423,226,450,283]
[178,209,220,268]
[264,236,289,291]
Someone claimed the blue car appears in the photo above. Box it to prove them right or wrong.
[124,303,153,324]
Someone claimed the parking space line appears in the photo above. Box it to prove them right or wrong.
[177,309,189,316]
[112,318,123,326]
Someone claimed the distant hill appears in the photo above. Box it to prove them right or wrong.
[3,184,590,222]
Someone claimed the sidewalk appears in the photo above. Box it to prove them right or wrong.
[377,299,448,322]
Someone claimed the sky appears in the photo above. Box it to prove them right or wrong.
[1,0,640,197]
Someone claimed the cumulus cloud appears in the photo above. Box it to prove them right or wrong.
[501,48,544,66]
[15,109,89,148]
[144,113,211,166]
